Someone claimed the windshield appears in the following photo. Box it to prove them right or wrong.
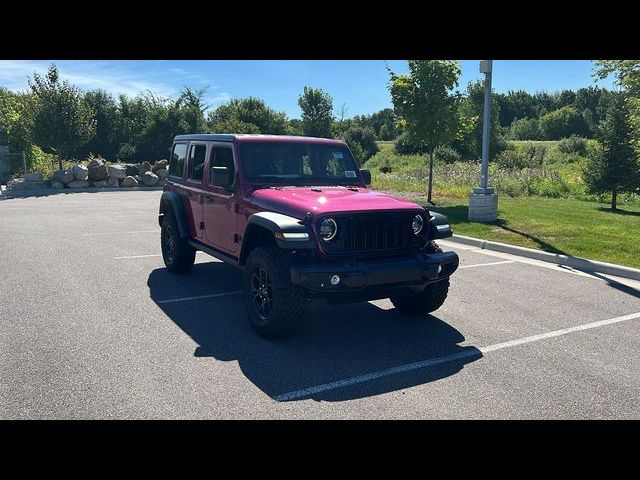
[239,141,362,185]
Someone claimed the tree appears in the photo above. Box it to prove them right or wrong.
[176,86,209,133]
[340,126,378,165]
[594,60,640,147]
[298,87,334,138]
[456,80,505,162]
[539,106,588,140]
[387,60,461,204]
[83,90,119,159]
[28,64,95,169]
[207,97,289,134]
[509,117,542,140]
[584,94,640,210]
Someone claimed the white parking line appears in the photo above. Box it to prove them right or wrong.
[274,310,640,402]
[83,230,160,236]
[156,291,242,304]
[115,254,162,259]
[459,260,516,269]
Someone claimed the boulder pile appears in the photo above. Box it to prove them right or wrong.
[43,159,168,190]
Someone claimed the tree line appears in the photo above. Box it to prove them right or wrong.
[0,64,394,169]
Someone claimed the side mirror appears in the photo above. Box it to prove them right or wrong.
[211,166,230,188]
[360,169,371,186]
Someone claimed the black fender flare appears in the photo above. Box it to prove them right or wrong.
[428,211,453,239]
[158,191,190,239]
[240,212,315,264]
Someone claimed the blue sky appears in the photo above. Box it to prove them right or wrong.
[0,60,616,119]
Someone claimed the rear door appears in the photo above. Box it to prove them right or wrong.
[167,142,196,235]
[183,141,208,241]
[202,142,240,255]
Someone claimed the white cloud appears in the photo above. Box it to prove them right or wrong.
[0,60,205,99]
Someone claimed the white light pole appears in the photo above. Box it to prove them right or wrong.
[468,60,498,222]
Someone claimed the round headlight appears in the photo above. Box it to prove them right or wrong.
[319,218,338,241]
[412,214,424,235]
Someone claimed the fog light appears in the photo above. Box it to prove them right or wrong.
[330,274,341,286]
[437,264,443,274]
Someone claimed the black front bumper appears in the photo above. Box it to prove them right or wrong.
[290,250,459,298]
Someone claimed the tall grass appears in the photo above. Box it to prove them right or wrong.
[364,140,640,207]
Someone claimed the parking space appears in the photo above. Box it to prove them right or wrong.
[1,191,639,419]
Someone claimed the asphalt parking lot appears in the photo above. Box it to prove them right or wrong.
[1,190,639,419]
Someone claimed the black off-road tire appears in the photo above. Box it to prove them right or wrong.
[243,245,303,339]
[390,241,450,315]
[161,209,196,273]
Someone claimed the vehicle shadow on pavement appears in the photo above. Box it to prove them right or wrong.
[147,262,482,403]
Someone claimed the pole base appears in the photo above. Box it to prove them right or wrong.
[468,191,498,222]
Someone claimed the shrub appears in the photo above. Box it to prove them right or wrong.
[509,117,542,140]
[117,143,136,162]
[434,146,461,164]
[494,147,543,170]
[395,132,426,154]
[539,106,589,140]
[557,135,588,156]
[340,126,378,165]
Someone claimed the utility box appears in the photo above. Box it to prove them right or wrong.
[480,60,493,74]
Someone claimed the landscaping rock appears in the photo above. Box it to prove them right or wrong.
[72,164,89,181]
[54,169,75,185]
[108,164,126,180]
[125,164,138,177]
[156,168,169,180]
[121,176,138,187]
[134,175,143,183]
[87,159,108,181]
[91,181,107,188]
[50,181,65,189]
[67,180,90,189]
[152,159,168,172]
[108,177,120,187]
[137,161,152,175]
[142,171,159,186]
[25,172,44,182]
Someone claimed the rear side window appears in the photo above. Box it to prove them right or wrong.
[209,146,235,187]
[169,143,187,178]
[187,144,206,181]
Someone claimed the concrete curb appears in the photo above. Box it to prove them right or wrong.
[448,234,640,281]
[3,186,164,198]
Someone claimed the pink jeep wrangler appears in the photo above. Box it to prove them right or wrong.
[159,134,459,338]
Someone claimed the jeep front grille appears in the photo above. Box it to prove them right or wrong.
[319,211,424,255]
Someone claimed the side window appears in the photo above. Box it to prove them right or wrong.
[169,143,187,178]
[187,144,206,181]
[209,146,236,187]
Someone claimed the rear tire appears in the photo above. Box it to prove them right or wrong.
[161,209,196,273]
[390,241,450,315]
[243,245,303,339]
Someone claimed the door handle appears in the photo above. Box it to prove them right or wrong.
[202,195,214,204]
[184,190,193,198]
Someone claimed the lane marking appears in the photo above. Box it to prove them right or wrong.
[459,260,516,269]
[156,291,242,304]
[274,311,640,402]
[275,349,481,402]
[83,230,160,236]
[115,254,161,259]
[479,311,640,353]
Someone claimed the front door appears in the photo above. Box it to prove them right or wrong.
[202,143,240,256]
[183,142,208,241]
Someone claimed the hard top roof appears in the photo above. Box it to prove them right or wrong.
[173,134,347,145]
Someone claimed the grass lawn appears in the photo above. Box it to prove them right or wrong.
[395,194,640,269]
